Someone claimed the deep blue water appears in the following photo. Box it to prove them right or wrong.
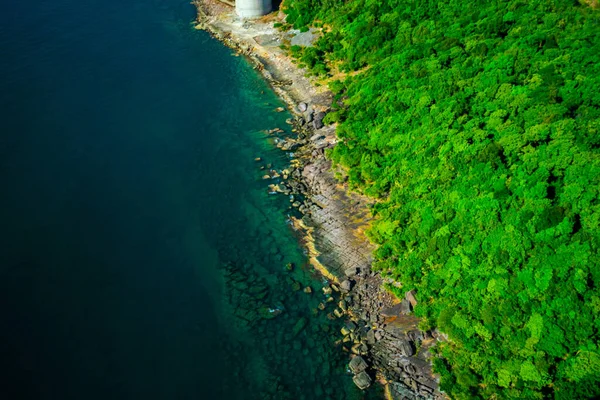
[0,0,379,399]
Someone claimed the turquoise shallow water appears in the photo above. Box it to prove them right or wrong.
[0,0,380,399]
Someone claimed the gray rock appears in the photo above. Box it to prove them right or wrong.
[344,267,359,277]
[366,329,376,345]
[405,289,418,307]
[298,102,308,112]
[404,363,417,375]
[381,302,404,318]
[340,279,353,292]
[313,112,326,129]
[399,299,413,314]
[314,111,326,125]
[346,321,357,332]
[289,28,318,47]
[398,340,415,357]
[353,371,372,390]
[304,110,314,123]
[349,356,368,374]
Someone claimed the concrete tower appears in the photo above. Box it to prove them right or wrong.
[235,0,272,18]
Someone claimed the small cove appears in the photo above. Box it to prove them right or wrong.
[0,0,380,398]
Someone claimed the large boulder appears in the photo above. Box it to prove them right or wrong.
[352,371,372,390]
[348,355,368,374]
[340,279,353,292]
[405,289,418,307]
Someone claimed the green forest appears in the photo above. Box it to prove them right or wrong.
[281,0,600,398]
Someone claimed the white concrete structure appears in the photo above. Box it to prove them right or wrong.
[235,0,272,18]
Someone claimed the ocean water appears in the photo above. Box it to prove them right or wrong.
[0,0,379,399]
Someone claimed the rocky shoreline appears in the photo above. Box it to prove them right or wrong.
[192,2,446,399]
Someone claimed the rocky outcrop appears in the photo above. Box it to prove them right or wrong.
[193,2,446,398]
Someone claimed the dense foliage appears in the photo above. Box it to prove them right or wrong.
[283,0,600,398]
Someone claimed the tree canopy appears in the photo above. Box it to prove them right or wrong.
[282,0,600,398]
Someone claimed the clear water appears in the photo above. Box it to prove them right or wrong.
[0,0,380,399]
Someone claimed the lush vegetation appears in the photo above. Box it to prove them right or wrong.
[282,0,600,398]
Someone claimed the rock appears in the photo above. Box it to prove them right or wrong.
[381,302,403,317]
[318,302,326,310]
[322,286,332,295]
[419,385,434,395]
[285,262,294,271]
[404,364,417,375]
[399,299,413,314]
[275,107,285,112]
[349,356,368,374]
[344,267,358,277]
[398,340,415,357]
[310,132,326,142]
[334,308,344,318]
[406,289,418,307]
[262,175,271,180]
[346,321,357,332]
[254,157,262,161]
[366,329,376,345]
[375,330,384,341]
[340,280,353,292]
[369,312,379,323]
[353,371,372,390]
[350,343,362,355]
[338,300,347,311]
[292,317,307,337]
[313,111,327,129]
[303,286,312,294]
[298,102,308,112]
[304,110,314,123]
[340,326,350,336]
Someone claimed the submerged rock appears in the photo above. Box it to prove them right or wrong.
[349,356,368,374]
[292,317,307,337]
[353,371,372,390]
